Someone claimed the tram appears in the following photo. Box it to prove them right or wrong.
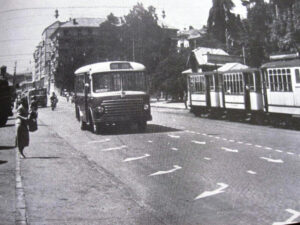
[185,53,300,126]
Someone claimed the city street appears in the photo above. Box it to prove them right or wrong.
[2,98,300,225]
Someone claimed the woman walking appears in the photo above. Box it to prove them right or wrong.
[16,97,29,158]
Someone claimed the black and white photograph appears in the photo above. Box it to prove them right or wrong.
[0,0,300,224]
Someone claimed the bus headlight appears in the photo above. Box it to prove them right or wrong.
[96,106,105,113]
[144,104,149,110]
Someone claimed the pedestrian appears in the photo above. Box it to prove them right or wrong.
[183,91,188,109]
[15,97,29,158]
[30,95,38,112]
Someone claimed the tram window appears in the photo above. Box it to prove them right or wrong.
[295,69,300,83]
[287,75,292,91]
[274,75,278,91]
[210,76,214,91]
[269,75,274,91]
[283,75,288,91]
[278,75,283,91]
[249,73,255,91]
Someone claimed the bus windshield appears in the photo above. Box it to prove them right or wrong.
[92,72,146,93]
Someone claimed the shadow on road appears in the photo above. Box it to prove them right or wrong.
[25,156,60,159]
[0,160,8,165]
[2,124,15,127]
[101,124,181,135]
[0,146,15,151]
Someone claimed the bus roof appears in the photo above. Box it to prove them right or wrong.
[74,61,146,75]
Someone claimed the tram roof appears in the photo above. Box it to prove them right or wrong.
[74,61,146,75]
[184,63,258,76]
[261,59,300,69]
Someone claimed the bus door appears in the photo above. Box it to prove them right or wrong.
[205,75,211,108]
[84,72,90,121]
[244,73,251,111]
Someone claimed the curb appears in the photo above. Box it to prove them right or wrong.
[150,104,190,111]
[15,150,28,225]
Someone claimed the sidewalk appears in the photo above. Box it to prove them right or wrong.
[150,98,189,110]
[18,107,160,225]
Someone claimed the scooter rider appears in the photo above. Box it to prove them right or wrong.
[50,92,58,110]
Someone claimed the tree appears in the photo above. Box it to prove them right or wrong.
[207,0,235,43]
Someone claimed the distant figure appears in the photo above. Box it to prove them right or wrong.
[50,92,58,110]
[183,91,188,109]
[16,97,29,158]
[30,96,38,112]
[65,92,70,102]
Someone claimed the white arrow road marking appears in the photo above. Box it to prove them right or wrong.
[101,145,127,152]
[194,183,229,200]
[221,147,239,153]
[192,140,206,145]
[273,209,300,225]
[247,170,257,175]
[149,165,182,176]
[260,157,284,163]
[204,157,211,161]
[88,138,111,144]
[171,147,178,151]
[168,134,180,138]
[123,154,150,162]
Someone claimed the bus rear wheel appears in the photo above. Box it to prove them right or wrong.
[137,120,147,132]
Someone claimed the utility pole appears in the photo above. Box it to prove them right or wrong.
[13,61,17,89]
[242,46,246,65]
[132,38,135,61]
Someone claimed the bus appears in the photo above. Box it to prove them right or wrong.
[74,61,152,133]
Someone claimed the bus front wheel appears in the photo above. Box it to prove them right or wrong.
[80,116,87,130]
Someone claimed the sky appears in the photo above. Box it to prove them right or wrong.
[0,0,246,74]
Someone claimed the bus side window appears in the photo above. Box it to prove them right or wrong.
[295,69,300,83]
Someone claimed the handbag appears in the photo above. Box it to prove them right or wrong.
[28,111,38,132]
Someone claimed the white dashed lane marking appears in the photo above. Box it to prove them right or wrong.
[194,183,229,200]
[221,147,239,153]
[191,140,206,145]
[147,140,153,143]
[171,147,178,151]
[88,138,111,144]
[101,145,127,152]
[168,134,180,139]
[123,154,150,162]
[255,145,262,148]
[265,147,273,150]
[287,152,294,155]
[204,157,211,161]
[247,170,257,175]
[260,157,284,163]
[149,165,182,176]
[276,150,283,153]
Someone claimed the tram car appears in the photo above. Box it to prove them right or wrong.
[186,54,300,126]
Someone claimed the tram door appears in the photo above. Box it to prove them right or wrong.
[244,73,251,111]
[205,75,211,108]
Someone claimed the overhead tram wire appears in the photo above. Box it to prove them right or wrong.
[0,6,131,14]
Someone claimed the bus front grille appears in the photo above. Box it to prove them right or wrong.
[102,99,144,116]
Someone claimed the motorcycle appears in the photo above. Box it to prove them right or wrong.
[51,98,58,110]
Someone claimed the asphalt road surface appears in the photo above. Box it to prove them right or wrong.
[18,99,300,225]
